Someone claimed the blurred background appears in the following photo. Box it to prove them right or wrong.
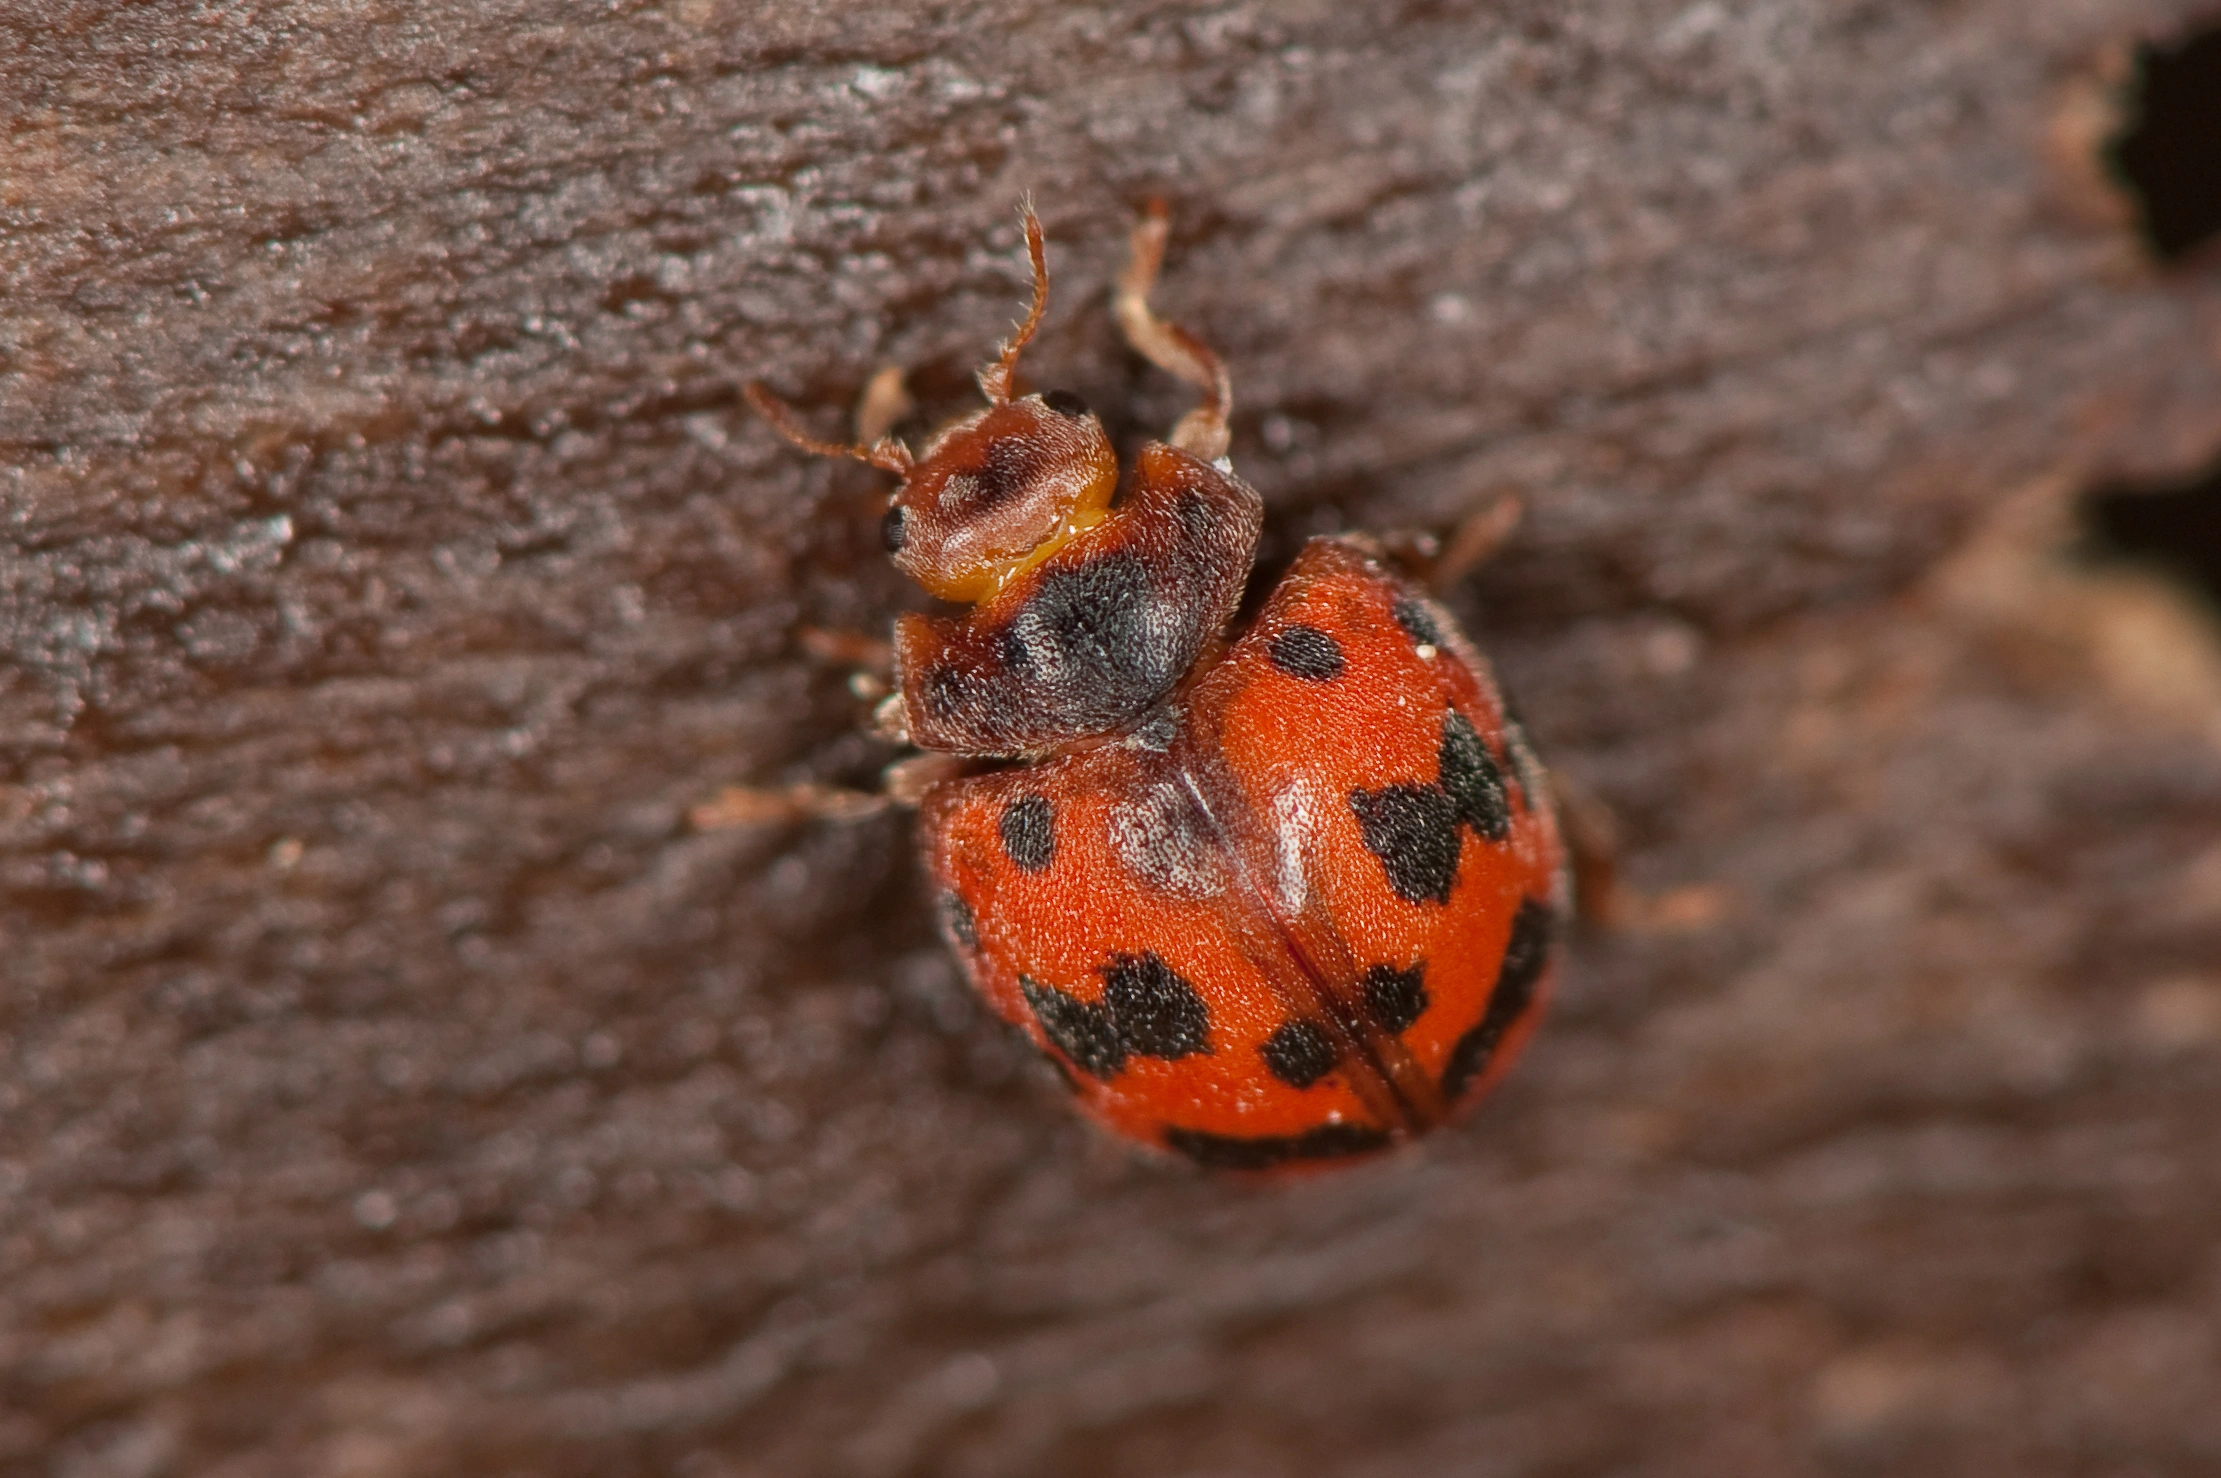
[5,2,2221,1474]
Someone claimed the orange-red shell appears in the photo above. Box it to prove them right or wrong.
[921,537,1567,1170]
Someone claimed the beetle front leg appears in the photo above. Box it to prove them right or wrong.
[690,782,893,829]
[1115,200,1232,462]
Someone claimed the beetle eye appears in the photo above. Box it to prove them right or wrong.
[881,505,908,553]
[1041,389,1091,418]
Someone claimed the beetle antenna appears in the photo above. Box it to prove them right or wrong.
[978,200,1050,404]
[745,382,913,476]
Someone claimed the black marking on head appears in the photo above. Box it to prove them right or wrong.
[938,890,978,949]
[1268,624,1346,682]
[1260,1020,1337,1089]
[1439,711,1512,842]
[1020,976,1125,1079]
[1392,598,1444,650]
[1362,962,1429,1035]
[880,504,907,553]
[1102,952,1212,1060]
[974,434,1046,510]
[1041,389,1091,418]
[998,793,1056,872]
[1161,1122,1393,1170]
[1441,897,1557,1103]
[1349,783,1463,905]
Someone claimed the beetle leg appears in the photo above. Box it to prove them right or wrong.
[796,626,895,689]
[882,751,971,805]
[1545,766,1738,934]
[690,782,894,829]
[1544,764,1621,931]
[689,752,973,830]
[1430,491,1525,592]
[1368,492,1525,593]
[1115,200,1232,462]
[852,364,914,447]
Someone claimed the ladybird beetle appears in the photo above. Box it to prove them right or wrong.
[740,203,1569,1170]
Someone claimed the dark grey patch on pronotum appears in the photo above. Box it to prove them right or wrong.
[1101,952,1212,1060]
[1259,1020,1337,1089]
[938,890,977,949]
[1267,624,1346,682]
[1161,1121,1393,1170]
[1349,783,1463,905]
[880,504,907,553]
[998,792,1056,872]
[1002,551,1187,732]
[1174,488,1212,540]
[1041,389,1091,417]
[1020,976,1125,1079]
[919,663,976,727]
[1439,711,1511,842]
[973,433,1050,511]
[1441,896,1557,1103]
[1362,962,1429,1035]
[1392,597,1445,650]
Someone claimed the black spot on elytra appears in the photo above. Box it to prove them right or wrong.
[998,793,1055,872]
[1260,1020,1337,1088]
[938,890,977,949]
[1362,962,1429,1034]
[1020,977,1125,1078]
[1349,784,1463,905]
[1268,624,1346,682]
[1392,598,1444,649]
[1161,1122,1393,1170]
[880,504,907,553]
[1041,389,1091,417]
[1441,897,1556,1103]
[1349,707,1525,905]
[1101,952,1212,1060]
[1439,711,1511,841]
[1020,952,1213,1080]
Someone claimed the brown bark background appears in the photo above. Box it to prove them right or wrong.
[8,2,2221,1474]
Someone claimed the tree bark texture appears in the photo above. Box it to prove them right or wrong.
[7,2,2221,1474]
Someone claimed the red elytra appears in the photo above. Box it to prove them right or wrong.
[746,204,1567,1171]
